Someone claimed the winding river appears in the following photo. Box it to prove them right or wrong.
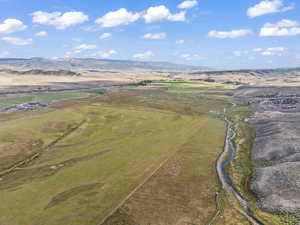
[215,116,264,225]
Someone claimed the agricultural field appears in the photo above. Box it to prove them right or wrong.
[0,80,282,225]
[0,90,107,106]
[0,81,229,225]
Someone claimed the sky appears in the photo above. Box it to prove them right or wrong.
[0,0,299,69]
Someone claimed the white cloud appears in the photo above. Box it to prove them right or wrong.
[252,47,287,56]
[143,5,186,23]
[65,44,98,57]
[181,54,191,60]
[1,37,32,45]
[93,50,118,58]
[261,51,278,56]
[75,44,97,50]
[267,47,287,51]
[35,31,47,36]
[176,40,185,44]
[181,54,195,61]
[247,0,294,18]
[0,19,27,34]
[277,19,299,27]
[253,48,263,52]
[260,19,300,36]
[261,47,286,56]
[181,53,206,61]
[143,32,167,39]
[208,29,252,39]
[31,11,88,29]
[133,50,154,59]
[178,0,198,9]
[95,8,140,28]
[167,11,186,22]
[99,32,112,39]
[232,50,249,57]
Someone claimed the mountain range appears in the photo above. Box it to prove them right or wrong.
[0,58,208,71]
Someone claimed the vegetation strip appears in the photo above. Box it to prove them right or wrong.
[206,190,223,225]
[217,115,264,225]
[0,120,86,177]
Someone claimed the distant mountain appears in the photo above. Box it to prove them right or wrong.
[190,68,300,77]
[0,58,209,71]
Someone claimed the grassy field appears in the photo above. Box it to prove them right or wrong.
[0,92,90,106]
[0,80,273,225]
[103,115,226,225]
[0,84,233,225]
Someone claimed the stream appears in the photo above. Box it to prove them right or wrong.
[215,115,264,225]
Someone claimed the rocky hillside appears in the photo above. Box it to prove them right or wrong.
[235,86,300,214]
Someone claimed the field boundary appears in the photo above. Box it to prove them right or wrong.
[98,154,173,225]
[0,119,86,177]
[98,123,207,225]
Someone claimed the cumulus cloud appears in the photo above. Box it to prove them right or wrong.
[167,11,186,22]
[35,31,47,36]
[99,32,112,39]
[260,19,300,36]
[176,40,185,44]
[75,44,97,50]
[208,29,252,39]
[95,8,140,28]
[247,0,294,18]
[1,37,32,45]
[93,50,118,58]
[143,32,167,39]
[31,11,88,29]
[178,0,198,9]
[143,5,186,23]
[133,50,154,59]
[0,19,27,34]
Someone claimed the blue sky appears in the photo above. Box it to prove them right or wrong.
[0,0,299,69]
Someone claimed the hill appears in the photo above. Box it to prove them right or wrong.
[0,58,208,71]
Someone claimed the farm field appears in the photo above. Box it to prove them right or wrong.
[0,81,285,225]
[0,82,258,225]
[0,91,105,106]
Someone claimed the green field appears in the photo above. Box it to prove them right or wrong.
[0,82,260,225]
[0,92,89,106]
